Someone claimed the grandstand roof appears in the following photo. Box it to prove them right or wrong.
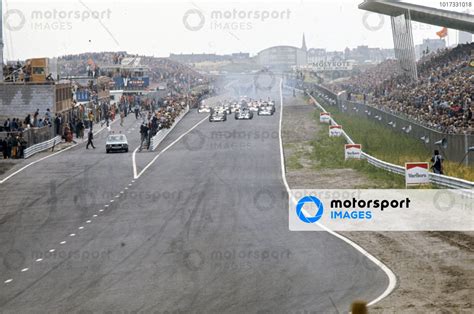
[359,0,474,33]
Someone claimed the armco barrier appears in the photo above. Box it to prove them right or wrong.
[24,135,62,159]
[150,105,189,151]
[287,85,474,189]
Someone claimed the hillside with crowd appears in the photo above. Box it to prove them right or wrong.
[58,52,207,90]
[327,42,473,134]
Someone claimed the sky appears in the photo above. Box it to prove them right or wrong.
[1,0,472,61]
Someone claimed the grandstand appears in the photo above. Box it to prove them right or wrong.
[326,42,473,134]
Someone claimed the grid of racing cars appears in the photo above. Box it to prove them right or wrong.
[199,97,276,122]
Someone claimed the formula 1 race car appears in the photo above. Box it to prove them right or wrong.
[209,110,227,122]
[235,108,254,120]
[257,102,276,116]
[198,104,211,113]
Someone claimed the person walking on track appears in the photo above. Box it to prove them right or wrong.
[86,130,95,149]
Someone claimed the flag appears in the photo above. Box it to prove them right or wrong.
[436,27,448,38]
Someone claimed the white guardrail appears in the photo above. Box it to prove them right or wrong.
[288,86,474,189]
[24,135,62,159]
[150,105,190,151]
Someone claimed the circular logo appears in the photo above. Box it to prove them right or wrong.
[183,9,205,31]
[4,9,26,31]
[254,189,275,211]
[182,129,206,151]
[296,196,324,223]
[183,249,205,271]
[433,190,455,212]
[254,69,276,92]
[2,249,26,271]
[362,12,384,31]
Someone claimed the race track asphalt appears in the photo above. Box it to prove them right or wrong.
[0,81,389,313]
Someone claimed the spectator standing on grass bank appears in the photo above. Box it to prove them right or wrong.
[431,150,444,175]
[86,130,95,149]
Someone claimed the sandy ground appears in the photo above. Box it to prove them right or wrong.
[282,95,473,313]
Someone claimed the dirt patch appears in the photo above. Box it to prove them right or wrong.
[282,96,376,189]
[282,94,474,313]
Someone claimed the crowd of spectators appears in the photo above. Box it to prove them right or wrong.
[326,43,474,134]
[0,108,61,159]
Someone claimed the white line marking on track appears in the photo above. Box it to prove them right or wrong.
[49,249,55,253]
[4,279,13,284]
[60,241,66,245]
[277,80,396,307]
[69,233,76,237]
[35,258,43,262]
[21,268,29,272]
[133,115,209,179]
[78,226,84,230]
[86,220,91,223]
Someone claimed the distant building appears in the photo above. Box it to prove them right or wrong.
[307,48,327,63]
[415,38,446,60]
[343,45,395,63]
[257,34,308,70]
[169,53,250,64]
[458,31,472,44]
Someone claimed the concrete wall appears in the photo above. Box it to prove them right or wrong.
[0,83,55,118]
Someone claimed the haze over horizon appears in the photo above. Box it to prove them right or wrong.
[1,0,471,61]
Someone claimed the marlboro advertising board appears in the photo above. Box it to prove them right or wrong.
[405,162,430,186]
[320,112,331,123]
[329,125,343,137]
[345,144,362,160]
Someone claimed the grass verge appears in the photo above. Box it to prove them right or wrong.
[310,95,474,182]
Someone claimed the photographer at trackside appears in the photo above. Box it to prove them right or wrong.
[431,149,444,175]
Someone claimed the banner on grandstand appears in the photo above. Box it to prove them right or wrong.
[329,125,343,137]
[405,162,430,186]
[113,77,150,89]
[320,112,331,123]
[345,144,362,160]
[309,60,353,71]
[75,89,91,102]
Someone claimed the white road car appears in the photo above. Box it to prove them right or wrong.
[106,134,129,153]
